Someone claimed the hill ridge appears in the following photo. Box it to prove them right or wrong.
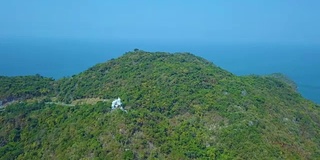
[0,50,319,159]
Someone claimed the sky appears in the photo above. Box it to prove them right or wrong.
[0,0,320,45]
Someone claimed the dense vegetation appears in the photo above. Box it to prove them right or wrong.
[0,75,54,105]
[265,73,298,91]
[1,50,320,159]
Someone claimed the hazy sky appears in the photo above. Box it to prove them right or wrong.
[1,0,319,45]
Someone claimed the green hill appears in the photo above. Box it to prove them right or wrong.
[0,75,54,105]
[1,50,319,159]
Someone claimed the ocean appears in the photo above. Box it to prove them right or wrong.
[0,39,319,104]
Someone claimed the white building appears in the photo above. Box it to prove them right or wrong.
[111,98,127,112]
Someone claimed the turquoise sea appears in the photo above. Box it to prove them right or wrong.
[0,39,319,104]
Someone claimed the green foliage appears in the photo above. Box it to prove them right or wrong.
[56,51,233,115]
[0,74,54,104]
[1,51,320,159]
[265,73,298,90]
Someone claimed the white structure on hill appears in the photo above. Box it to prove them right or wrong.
[111,97,127,112]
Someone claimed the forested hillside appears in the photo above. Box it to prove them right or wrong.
[1,51,319,159]
[0,75,54,105]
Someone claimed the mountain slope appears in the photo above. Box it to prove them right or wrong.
[1,50,320,159]
[0,75,54,105]
[56,51,234,116]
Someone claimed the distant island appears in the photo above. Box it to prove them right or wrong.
[1,50,320,159]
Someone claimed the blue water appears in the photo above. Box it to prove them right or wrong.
[0,39,319,104]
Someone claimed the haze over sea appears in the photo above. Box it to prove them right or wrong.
[0,39,319,104]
